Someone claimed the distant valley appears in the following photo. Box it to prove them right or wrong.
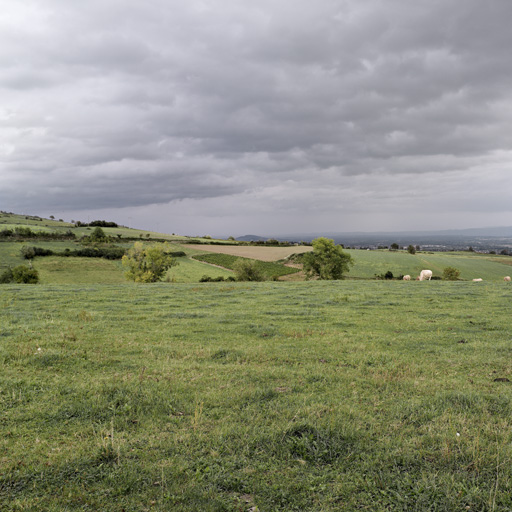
[237,226,512,252]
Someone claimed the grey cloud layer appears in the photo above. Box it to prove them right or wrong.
[2,0,512,225]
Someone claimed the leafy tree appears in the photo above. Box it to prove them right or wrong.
[122,242,178,282]
[233,259,265,281]
[407,245,416,255]
[302,237,353,280]
[442,267,461,281]
[390,243,399,251]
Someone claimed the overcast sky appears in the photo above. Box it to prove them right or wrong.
[1,0,512,237]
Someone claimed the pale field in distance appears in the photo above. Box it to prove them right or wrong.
[186,244,312,261]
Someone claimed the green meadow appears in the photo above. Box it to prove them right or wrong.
[2,280,512,510]
[345,249,512,281]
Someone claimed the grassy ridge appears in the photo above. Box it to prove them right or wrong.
[2,281,512,510]
[192,252,299,278]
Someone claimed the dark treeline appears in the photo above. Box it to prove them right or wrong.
[74,220,118,227]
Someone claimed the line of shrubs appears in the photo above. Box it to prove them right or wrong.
[21,245,126,260]
[0,227,76,239]
[199,275,236,282]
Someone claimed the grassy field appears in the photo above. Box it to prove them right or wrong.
[2,280,512,510]
[36,257,127,285]
[192,253,299,279]
[3,242,512,284]
[0,241,89,270]
[165,256,234,283]
[0,241,235,284]
[345,249,512,280]
[31,254,234,285]
[185,244,313,261]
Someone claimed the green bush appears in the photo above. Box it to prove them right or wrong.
[233,259,265,282]
[166,251,186,258]
[20,246,36,259]
[375,270,394,280]
[11,265,39,284]
[442,267,461,281]
[0,268,14,283]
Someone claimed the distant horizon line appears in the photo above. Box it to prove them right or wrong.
[231,225,512,241]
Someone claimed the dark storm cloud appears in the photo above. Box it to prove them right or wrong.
[1,0,512,232]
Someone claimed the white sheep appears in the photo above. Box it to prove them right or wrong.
[403,275,411,281]
[504,276,511,282]
[472,278,483,282]
[418,269,432,281]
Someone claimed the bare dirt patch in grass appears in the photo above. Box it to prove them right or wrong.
[186,245,312,261]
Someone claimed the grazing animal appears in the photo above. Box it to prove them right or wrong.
[472,278,483,282]
[403,275,411,281]
[505,276,511,282]
[418,269,432,281]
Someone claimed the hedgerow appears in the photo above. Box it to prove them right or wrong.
[20,245,126,260]
[0,227,76,240]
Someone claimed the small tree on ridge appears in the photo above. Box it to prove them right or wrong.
[302,237,353,280]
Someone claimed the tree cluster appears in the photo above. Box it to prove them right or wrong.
[74,220,118,227]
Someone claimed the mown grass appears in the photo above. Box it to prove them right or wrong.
[1,280,512,510]
[36,257,127,284]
